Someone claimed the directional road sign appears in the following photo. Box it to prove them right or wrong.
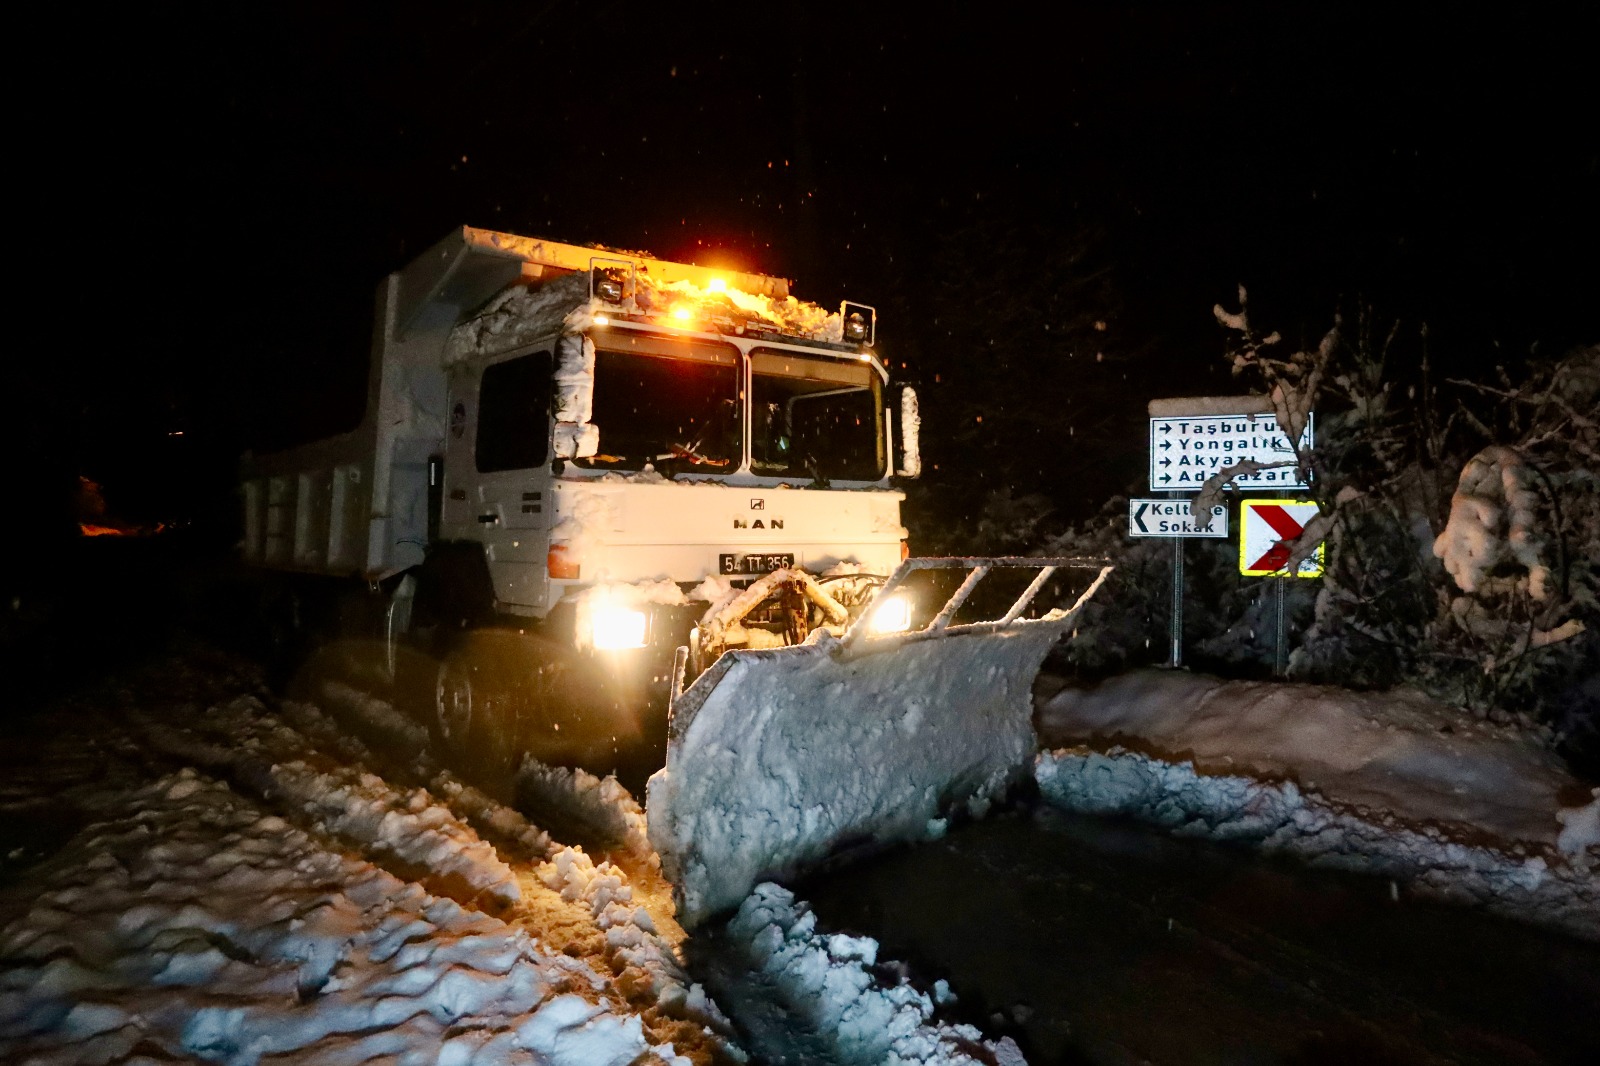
[1149,412,1313,491]
[1239,499,1325,577]
[1128,499,1229,538]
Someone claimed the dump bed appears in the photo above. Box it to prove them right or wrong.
[241,229,524,577]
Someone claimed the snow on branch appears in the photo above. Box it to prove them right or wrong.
[1190,459,1297,524]
[1433,446,1552,601]
[1214,287,1326,472]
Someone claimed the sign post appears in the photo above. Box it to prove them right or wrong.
[1274,577,1287,677]
[1238,498,1326,678]
[1170,533,1184,668]
[1128,496,1229,669]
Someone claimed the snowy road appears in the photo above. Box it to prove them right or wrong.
[0,643,734,1064]
[0,643,1014,1065]
[4,638,1597,1065]
[795,805,1600,1065]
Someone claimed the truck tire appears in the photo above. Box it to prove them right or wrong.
[430,634,526,797]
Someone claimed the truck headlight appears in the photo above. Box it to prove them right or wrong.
[868,593,912,634]
[590,605,649,650]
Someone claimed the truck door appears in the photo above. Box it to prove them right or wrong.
[441,348,554,610]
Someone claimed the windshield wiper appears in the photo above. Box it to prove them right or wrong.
[804,453,831,489]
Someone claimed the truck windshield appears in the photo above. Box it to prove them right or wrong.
[580,332,742,471]
[751,350,885,482]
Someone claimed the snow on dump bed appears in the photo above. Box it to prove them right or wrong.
[442,259,849,358]
[632,273,845,342]
[650,625,1068,927]
[0,770,684,1066]
[444,271,592,362]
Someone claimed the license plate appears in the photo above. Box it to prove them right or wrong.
[720,552,794,575]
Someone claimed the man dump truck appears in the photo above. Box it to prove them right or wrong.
[241,227,1109,923]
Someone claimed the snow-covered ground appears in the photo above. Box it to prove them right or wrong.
[0,652,726,1065]
[1036,669,1600,939]
[0,645,1017,1065]
[2,769,675,1065]
[5,637,1597,1065]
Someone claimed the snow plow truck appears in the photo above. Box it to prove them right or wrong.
[241,227,1109,923]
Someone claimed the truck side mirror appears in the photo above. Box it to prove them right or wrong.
[895,386,921,478]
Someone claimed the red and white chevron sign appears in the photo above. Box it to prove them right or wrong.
[1239,499,1325,577]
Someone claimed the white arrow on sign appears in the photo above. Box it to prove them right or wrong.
[1128,499,1229,538]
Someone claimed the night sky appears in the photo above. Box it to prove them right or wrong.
[31,4,1598,539]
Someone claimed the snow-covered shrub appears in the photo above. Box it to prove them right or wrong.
[1218,299,1599,749]
[1433,446,1552,600]
[1041,295,1596,763]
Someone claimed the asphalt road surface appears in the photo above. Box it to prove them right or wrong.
[796,805,1600,1066]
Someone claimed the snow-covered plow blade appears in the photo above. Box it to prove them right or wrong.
[647,558,1111,927]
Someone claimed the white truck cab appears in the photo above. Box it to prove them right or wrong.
[240,227,920,774]
[445,318,910,620]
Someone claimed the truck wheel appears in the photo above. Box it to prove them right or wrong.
[433,656,476,754]
[431,637,526,798]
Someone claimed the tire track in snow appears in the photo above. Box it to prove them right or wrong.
[121,685,740,1062]
[306,657,1027,1065]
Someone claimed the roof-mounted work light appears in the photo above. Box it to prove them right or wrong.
[590,257,634,305]
[840,301,876,346]
[594,270,625,303]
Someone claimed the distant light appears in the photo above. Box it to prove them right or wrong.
[672,306,692,321]
[167,430,184,436]
[707,278,728,293]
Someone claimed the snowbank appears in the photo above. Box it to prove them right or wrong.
[270,761,524,906]
[135,697,524,907]
[1037,670,1600,939]
[718,883,1023,1066]
[1039,670,1579,848]
[1035,748,1599,940]
[650,624,1066,927]
[313,679,430,754]
[537,847,726,1025]
[519,758,654,859]
[0,770,684,1065]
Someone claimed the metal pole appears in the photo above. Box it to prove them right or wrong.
[1273,576,1286,677]
[1169,535,1184,668]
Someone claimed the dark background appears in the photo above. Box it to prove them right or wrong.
[22,3,1598,550]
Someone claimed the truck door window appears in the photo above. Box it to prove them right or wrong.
[751,350,884,481]
[475,350,553,472]
[581,331,742,472]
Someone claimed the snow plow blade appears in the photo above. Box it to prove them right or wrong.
[647,558,1112,927]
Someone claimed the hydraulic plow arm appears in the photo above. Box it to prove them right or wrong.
[838,556,1113,653]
